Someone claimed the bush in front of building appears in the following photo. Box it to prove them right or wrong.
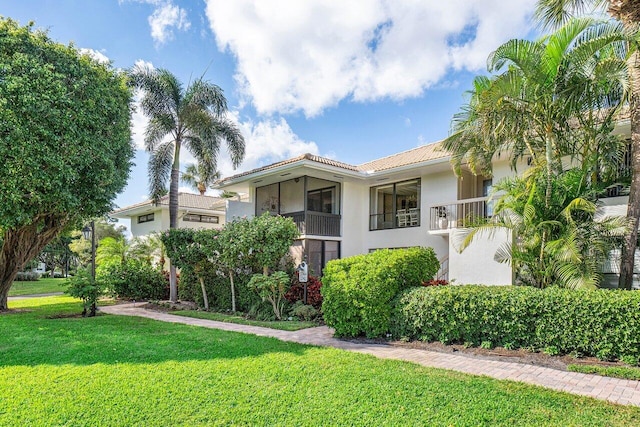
[321,247,440,338]
[391,285,640,362]
[99,259,168,301]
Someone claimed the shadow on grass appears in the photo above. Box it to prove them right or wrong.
[0,297,310,368]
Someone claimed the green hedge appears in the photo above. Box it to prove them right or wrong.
[391,285,640,361]
[98,259,168,300]
[179,266,263,313]
[321,247,439,338]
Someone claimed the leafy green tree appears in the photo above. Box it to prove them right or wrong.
[96,237,129,266]
[181,163,220,195]
[0,19,133,310]
[161,228,220,310]
[129,64,245,302]
[218,214,299,312]
[69,218,127,268]
[246,271,290,320]
[535,0,640,290]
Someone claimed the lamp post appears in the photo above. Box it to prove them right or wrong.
[81,221,96,316]
[81,221,96,283]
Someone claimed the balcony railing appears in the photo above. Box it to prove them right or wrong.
[429,197,491,231]
[282,211,341,237]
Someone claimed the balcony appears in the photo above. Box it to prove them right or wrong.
[429,197,490,231]
[282,211,341,237]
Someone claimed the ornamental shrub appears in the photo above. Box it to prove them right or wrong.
[179,266,260,311]
[285,275,323,309]
[391,285,640,361]
[321,247,439,338]
[15,271,40,281]
[99,259,168,300]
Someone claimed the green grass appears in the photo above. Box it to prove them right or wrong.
[569,364,640,381]
[1,296,639,426]
[171,310,318,331]
[8,277,67,296]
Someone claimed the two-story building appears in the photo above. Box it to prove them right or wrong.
[111,193,227,237]
[212,143,521,284]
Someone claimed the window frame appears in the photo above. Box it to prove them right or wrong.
[137,213,155,224]
[369,178,421,231]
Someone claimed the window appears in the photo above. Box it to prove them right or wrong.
[138,213,154,223]
[369,179,420,230]
[306,240,340,276]
[184,214,219,224]
[307,187,335,213]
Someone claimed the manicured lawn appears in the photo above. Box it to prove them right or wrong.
[8,277,67,296]
[171,310,318,331]
[1,297,639,426]
[569,364,640,381]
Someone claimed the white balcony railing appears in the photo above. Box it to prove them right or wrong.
[429,197,492,231]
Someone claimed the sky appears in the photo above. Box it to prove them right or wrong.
[1,0,539,233]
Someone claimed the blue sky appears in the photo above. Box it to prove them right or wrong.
[2,0,538,233]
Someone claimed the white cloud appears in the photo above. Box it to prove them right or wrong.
[216,113,319,178]
[205,0,537,117]
[121,1,190,45]
[149,3,191,44]
[78,48,110,64]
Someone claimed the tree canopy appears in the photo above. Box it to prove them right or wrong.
[0,18,134,309]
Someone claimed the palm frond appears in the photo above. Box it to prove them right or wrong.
[148,140,174,204]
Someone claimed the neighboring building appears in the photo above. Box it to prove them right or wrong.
[214,132,633,285]
[111,193,226,237]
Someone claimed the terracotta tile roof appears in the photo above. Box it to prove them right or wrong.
[112,192,225,214]
[216,153,359,184]
[356,141,450,172]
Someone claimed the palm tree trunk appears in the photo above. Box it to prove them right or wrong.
[619,49,640,290]
[229,270,236,312]
[168,141,181,302]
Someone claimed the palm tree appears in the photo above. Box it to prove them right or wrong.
[455,168,629,288]
[181,163,220,195]
[536,0,640,289]
[129,64,245,302]
[444,17,629,288]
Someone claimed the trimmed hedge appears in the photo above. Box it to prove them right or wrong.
[322,247,439,338]
[391,285,640,361]
[99,259,168,300]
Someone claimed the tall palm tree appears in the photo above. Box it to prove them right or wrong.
[446,17,627,205]
[536,0,640,289]
[181,163,220,195]
[129,64,245,302]
[444,17,629,288]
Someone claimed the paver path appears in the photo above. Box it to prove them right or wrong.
[100,303,640,407]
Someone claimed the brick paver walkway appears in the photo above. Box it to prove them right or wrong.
[100,303,640,407]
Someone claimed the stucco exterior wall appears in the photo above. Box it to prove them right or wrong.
[129,210,162,237]
[449,227,513,285]
[226,200,256,220]
[340,180,366,257]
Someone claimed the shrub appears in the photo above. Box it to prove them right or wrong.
[179,266,260,312]
[65,268,103,316]
[290,301,319,321]
[285,275,323,309]
[321,247,440,338]
[99,259,168,300]
[391,285,640,361]
[246,271,291,320]
[14,271,40,281]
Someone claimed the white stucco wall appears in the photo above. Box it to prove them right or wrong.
[448,227,513,285]
[129,210,162,237]
[340,180,366,257]
[226,200,255,220]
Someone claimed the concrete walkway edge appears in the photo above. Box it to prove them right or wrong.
[99,303,640,407]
